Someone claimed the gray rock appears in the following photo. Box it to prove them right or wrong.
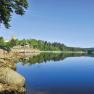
[0,67,25,87]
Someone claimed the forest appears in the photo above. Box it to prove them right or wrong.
[0,37,86,52]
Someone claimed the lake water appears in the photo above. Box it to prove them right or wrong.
[16,53,94,94]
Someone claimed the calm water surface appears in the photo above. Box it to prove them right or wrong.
[16,53,94,94]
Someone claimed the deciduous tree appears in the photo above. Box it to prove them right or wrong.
[0,0,28,28]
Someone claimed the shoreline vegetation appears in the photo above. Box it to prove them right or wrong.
[0,36,93,93]
[0,36,86,52]
[0,36,93,54]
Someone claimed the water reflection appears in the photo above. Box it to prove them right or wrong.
[18,52,87,65]
[16,53,94,94]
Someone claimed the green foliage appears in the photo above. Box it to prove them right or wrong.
[0,37,4,45]
[0,36,86,52]
[7,38,18,47]
[19,53,86,65]
[0,0,28,28]
[16,39,85,52]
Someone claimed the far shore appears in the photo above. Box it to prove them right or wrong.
[15,50,86,53]
[13,50,87,54]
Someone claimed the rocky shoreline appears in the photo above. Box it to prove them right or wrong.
[0,83,25,94]
[0,48,40,94]
[0,51,26,94]
[0,66,26,94]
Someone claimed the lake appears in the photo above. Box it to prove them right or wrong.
[16,53,94,94]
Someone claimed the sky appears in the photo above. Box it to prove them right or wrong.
[0,0,94,48]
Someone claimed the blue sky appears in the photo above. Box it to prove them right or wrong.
[0,0,94,48]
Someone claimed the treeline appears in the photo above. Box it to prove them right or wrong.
[0,37,86,52]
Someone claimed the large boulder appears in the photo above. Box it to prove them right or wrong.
[0,67,25,87]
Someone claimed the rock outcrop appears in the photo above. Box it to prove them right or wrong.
[0,83,25,94]
[0,67,25,87]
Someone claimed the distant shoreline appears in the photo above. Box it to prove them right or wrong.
[12,50,87,54]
